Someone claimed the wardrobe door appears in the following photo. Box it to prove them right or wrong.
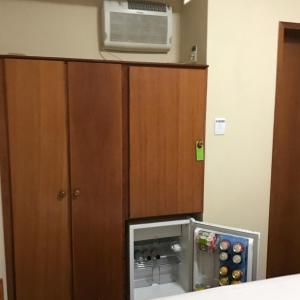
[68,62,125,300]
[130,66,207,218]
[5,59,71,300]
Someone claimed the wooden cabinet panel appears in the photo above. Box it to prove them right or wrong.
[5,59,71,300]
[129,67,207,218]
[68,62,125,300]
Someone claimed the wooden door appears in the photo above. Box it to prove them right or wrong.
[129,66,207,218]
[68,62,125,300]
[267,23,300,277]
[5,59,71,300]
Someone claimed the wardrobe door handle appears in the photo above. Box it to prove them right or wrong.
[57,190,66,201]
[196,140,203,149]
[72,189,80,199]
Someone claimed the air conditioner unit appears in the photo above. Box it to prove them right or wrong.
[102,0,172,53]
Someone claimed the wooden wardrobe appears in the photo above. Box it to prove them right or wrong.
[0,57,208,300]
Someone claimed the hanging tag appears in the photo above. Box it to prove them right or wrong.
[196,140,204,161]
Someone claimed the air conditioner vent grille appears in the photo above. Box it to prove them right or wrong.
[110,12,168,45]
[128,0,167,12]
[102,0,172,52]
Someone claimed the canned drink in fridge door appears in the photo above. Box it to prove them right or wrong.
[232,269,243,280]
[219,266,229,277]
[219,251,229,262]
[232,242,244,254]
[219,277,230,286]
[219,240,231,251]
[232,254,242,264]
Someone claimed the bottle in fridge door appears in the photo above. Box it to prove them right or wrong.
[129,218,260,300]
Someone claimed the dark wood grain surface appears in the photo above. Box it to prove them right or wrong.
[0,60,16,300]
[0,54,208,70]
[68,62,125,300]
[0,56,208,299]
[267,22,300,277]
[122,65,130,221]
[129,66,207,218]
[0,279,3,300]
[5,59,72,300]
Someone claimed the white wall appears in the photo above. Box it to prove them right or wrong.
[204,0,300,280]
[0,0,181,62]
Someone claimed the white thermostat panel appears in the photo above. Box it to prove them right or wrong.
[214,118,226,135]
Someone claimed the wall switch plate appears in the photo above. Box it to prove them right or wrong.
[214,118,226,135]
[190,45,198,63]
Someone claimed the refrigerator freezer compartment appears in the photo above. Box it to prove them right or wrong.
[134,224,183,241]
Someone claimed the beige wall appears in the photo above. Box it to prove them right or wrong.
[0,0,181,62]
[2,0,300,297]
[180,0,208,64]
[204,0,300,280]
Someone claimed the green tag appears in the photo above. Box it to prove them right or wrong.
[196,141,204,161]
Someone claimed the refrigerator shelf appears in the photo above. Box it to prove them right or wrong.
[135,255,181,270]
[134,261,153,270]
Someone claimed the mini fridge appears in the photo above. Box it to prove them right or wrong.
[129,218,260,300]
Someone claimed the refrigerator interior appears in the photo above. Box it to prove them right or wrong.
[129,220,192,300]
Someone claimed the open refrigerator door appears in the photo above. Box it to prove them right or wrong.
[192,220,260,291]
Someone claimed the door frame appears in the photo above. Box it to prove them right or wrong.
[267,21,300,277]
[0,60,16,300]
[274,22,300,86]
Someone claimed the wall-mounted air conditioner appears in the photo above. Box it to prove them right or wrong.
[102,0,173,53]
